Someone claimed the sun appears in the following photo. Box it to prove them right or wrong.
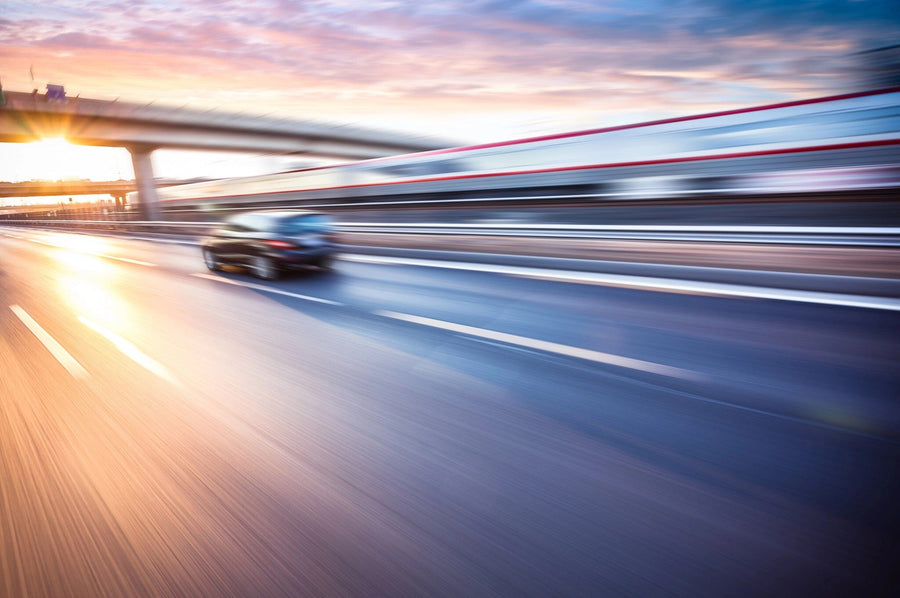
[12,138,133,182]
[33,138,81,180]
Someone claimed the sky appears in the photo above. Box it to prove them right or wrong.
[1,0,898,183]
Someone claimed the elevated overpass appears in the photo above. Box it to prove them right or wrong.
[0,88,452,218]
[0,178,206,197]
[0,180,137,199]
[0,178,202,212]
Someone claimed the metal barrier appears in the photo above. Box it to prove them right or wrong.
[2,219,900,247]
[336,222,900,246]
[0,219,215,236]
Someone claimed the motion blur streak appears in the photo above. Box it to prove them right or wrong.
[192,272,343,305]
[2,229,899,597]
[129,87,900,219]
[9,304,89,379]
[342,254,900,310]
[78,316,180,386]
[375,310,699,379]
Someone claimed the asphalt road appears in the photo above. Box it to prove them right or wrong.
[1,227,899,597]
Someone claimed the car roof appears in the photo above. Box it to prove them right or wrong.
[248,210,321,219]
[227,210,325,222]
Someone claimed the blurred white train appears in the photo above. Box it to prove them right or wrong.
[137,87,900,214]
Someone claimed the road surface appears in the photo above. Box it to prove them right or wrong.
[1,227,898,597]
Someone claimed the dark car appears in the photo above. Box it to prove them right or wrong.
[201,211,337,280]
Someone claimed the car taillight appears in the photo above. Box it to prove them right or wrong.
[264,239,295,249]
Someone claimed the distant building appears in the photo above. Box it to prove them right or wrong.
[45,84,66,101]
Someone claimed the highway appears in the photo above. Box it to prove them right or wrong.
[2,226,899,597]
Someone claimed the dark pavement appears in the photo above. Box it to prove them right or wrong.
[2,227,898,597]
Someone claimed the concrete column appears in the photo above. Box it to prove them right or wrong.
[129,146,161,221]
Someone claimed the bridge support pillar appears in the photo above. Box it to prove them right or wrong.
[129,146,161,221]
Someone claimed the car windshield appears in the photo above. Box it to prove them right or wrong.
[279,214,332,234]
[225,213,278,232]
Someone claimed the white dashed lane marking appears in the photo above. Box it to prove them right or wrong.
[375,310,701,380]
[9,305,89,379]
[79,316,181,386]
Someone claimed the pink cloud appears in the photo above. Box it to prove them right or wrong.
[2,0,895,144]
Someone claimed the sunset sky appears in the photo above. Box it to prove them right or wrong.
[1,0,898,182]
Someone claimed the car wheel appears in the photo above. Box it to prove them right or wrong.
[203,248,222,271]
[252,255,279,280]
[315,255,334,270]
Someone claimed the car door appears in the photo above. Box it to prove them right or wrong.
[212,222,245,260]
[233,214,272,262]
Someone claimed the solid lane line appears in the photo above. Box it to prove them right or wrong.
[78,316,180,386]
[192,273,343,305]
[9,234,156,266]
[9,305,89,379]
[343,254,900,312]
[375,310,700,380]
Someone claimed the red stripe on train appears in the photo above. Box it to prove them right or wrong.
[160,137,900,203]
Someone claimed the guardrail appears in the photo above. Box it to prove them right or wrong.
[336,223,900,246]
[2,219,900,246]
[0,219,900,247]
[0,219,216,234]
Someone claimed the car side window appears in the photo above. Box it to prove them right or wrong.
[281,215,333,234]
[248,214,275,232]
[225,214,260,232]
